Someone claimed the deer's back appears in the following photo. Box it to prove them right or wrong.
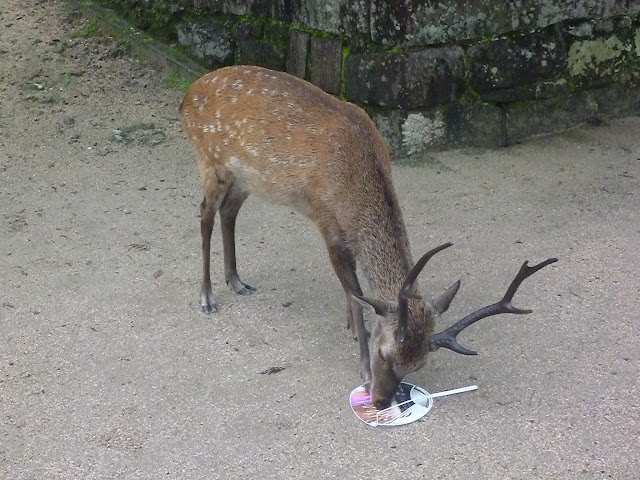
[181,65,398,232]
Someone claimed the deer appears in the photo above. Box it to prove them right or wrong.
[180,65,557,410]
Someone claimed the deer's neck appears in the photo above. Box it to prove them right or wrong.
[358,207,415,300]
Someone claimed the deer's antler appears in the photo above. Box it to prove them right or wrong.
[428,257,558,354]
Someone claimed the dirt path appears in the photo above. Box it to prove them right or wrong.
[1,1,639,479]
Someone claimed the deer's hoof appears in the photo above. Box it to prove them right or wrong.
[201,302,219,314]
[228,279,256,296]
[201,289,218,314]
[236,284,256,296]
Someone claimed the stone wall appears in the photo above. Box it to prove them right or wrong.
[97,0,640,157]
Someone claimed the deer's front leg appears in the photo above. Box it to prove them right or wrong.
[349,297,372,384]
[322,231,372,384]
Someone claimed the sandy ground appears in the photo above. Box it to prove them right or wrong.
[1,1,639,479]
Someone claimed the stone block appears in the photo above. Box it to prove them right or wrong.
[504,92,598,145]
[370,0,640,47]
[293,0,368,37]
[309,37,343,94]
[566,25,640,89]
[468,27,567,94]
[234,19,263,41]
[345,52,404,107]
[287,30,309,78]
[591,83,640,117]
[176,17,235,68]
[236,39,286,71]
[443,102,506,150]
[183,0,368,37]
[345,47,464,109]
[264,23,290,48]
[406,48,465,107]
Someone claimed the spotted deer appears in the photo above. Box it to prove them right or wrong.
[180,65,557,409]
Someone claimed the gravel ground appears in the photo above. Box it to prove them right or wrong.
[1,1,639,479]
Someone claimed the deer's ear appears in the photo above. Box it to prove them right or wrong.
[431,280,461,315]
[352,295,398,317]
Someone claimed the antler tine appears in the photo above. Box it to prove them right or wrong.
[400,242,453,299]
[396,242,453,343]
[428,257,558,354]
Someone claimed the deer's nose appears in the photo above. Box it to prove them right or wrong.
[373,398,391,410]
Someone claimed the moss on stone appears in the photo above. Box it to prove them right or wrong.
[340,45,349,98]
[568,35,625,77]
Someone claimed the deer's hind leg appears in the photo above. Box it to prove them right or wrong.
[219,186,255,296]
[199,173,228,313]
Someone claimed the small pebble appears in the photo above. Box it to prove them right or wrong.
[113,129,125,142]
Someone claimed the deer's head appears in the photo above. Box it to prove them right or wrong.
[355,243,557,410]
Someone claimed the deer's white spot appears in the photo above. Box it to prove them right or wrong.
[192,95,209,111]
[232,80,244,89]
[231,96,238,104]
[247,89,254,95]
[269,154,299,167]
[245,145,259,157]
